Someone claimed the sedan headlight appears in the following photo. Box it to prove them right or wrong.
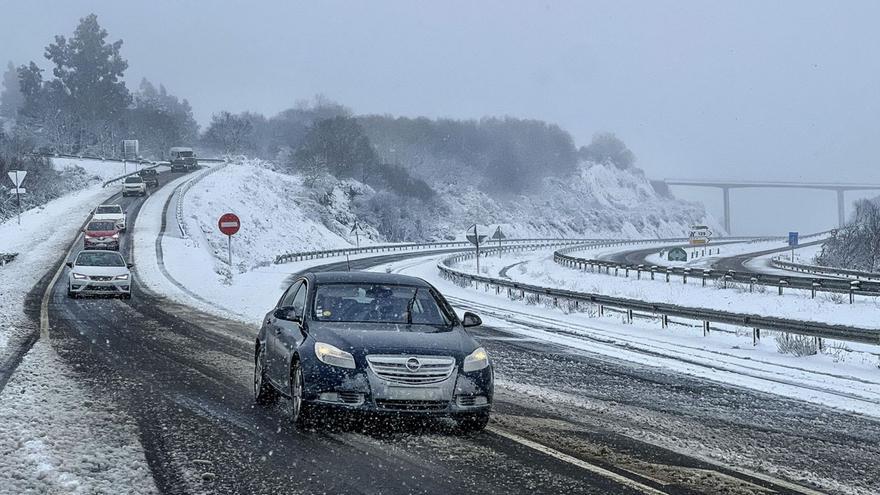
[72,273,88,280]
[111,233,119,239]
[314,342,356,369]
[114,273,129,280]
[463,347,490,372]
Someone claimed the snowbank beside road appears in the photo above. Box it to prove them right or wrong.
[0,181,116,355]
[181,160,369,273]
[0,163,159,494]
[0,342,157,494]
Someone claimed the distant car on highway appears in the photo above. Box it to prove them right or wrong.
[254,272,493,431]
[82,220,120,251]
[66,250,133,299]
[169,146,197,172]
[137,168,159,188]
[91,204,126,232]
[122,175,147,197]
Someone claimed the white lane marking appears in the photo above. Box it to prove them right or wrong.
[487,426,670,495]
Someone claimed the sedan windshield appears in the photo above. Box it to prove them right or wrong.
[76,251,126,267]
[95,206,122,214]
[87,221,116,231]
[313,283,453,326]
[124,177,143,183]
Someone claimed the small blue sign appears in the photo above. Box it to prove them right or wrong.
[788,231,799,247]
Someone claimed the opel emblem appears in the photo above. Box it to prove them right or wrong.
[405,357,421,372]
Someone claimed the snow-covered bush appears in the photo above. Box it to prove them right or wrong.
[775,333,818,357]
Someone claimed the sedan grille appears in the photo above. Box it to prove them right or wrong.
[366,355,455,385]
[90,276,113,281]
[375,399,448,412]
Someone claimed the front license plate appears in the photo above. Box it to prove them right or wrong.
[386,387,444,401]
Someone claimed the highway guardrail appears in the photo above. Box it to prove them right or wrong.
[438,249,880,347]
[770,257,880,282]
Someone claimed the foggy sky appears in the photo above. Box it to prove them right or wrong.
[2,0,879,235]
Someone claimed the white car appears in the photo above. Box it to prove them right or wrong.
[122,176,147,197]
[92,204,127,231]
[66,250,133,299]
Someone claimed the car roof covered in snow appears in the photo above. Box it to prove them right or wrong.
[309,271,432,287]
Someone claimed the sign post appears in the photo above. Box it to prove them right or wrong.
[466,224,487,274]
[350,221,363,249]
[218,213,241,272]
[788,231,799,262]
[491,226,507,257]
[7,171,27,225]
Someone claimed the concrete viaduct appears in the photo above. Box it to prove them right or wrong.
[663,179,880,234]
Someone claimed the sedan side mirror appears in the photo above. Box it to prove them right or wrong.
[127,263,134,268]
[462,312,482,328]
[274,307,301,323]
[65,261,73,268]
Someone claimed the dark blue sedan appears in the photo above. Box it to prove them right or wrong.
[254,271,493,431]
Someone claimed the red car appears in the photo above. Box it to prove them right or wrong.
[83,220,120,251]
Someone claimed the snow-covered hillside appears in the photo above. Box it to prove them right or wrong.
[431,162,718,240]
[180,159,717,274]
[182,160,380,275]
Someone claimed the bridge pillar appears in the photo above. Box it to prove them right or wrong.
[837,189,845,227]
[722,187,731,234]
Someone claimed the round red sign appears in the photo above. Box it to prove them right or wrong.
[218,213,240,236]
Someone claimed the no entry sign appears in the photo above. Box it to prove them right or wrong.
[218,213,241,236]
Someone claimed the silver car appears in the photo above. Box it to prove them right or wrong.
[66,250,133,299]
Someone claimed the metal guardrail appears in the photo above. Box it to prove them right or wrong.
[553,245,880,300]
[437,249,880,347]
[272,237,702,265]
[175,163,230,239]
[770,257,880,282]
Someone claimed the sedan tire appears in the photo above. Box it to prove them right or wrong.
[254,345,278,405]
[289,360,314,428]
[67,283,77,299]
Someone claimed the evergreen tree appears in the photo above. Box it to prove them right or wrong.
[0,62,24,120]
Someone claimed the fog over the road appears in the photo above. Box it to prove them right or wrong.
[2,0,878,234]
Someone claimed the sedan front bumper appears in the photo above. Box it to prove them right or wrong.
[69,277,131,296]
[301,356,493,415]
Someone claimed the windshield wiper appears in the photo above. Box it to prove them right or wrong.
[405,289,419,324]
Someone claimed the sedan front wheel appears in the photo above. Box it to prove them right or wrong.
[254,346,278,405]
[289,360,314,428]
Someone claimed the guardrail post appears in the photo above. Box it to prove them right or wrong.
[683,268,690,284]
[778,279,788,295]
[598,304,604,317]
[811,281,820,299]
[614,266,619,277]
[637,264,643,279]
[626,309,633,323]
[625,266,630,278]
[749,277,757,293]
[661,314,668,328]
[753,328,760,345]
[665,268,670,283]
[702,269,711,287]
[817,337,824,351]
[650,266,657,280]
[850,281,860,303]
[702,321,710,336]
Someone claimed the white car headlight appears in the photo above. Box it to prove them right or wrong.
[72,273,88,280]
[114,273,129,280]
[463,347,489,373]
[314,342,356,369]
